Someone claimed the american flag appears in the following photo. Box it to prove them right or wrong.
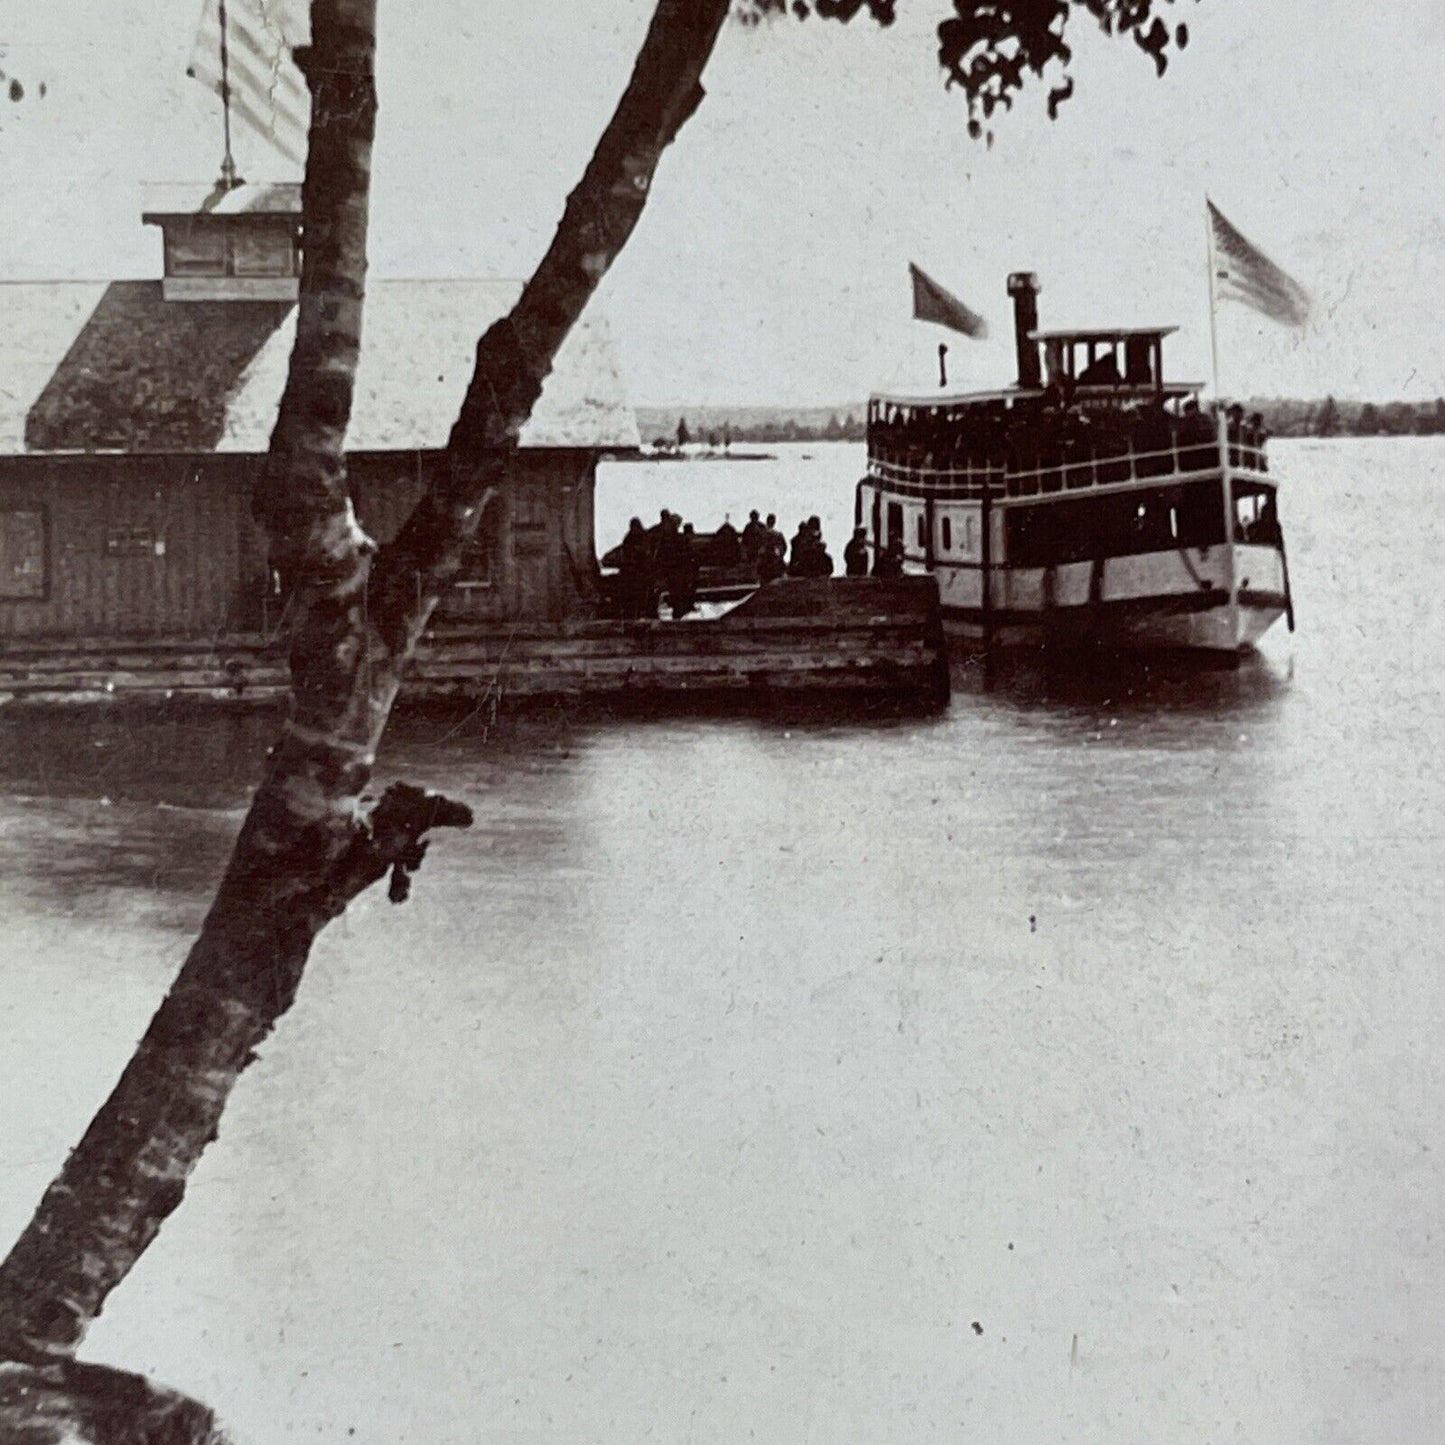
[187,0,311,173]
[1208,201,1312,328]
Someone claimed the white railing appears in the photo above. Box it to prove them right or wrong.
[864,458,1006,497]
[867,432,1268,500]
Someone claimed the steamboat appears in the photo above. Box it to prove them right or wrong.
[857,273,1294,656]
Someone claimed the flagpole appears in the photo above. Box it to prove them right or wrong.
[218,0,239,190]
[1204,197,1222,400]
[1206,197,1239,650]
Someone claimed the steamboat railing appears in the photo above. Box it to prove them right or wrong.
[866,426,1268,502]
[864,459,1007,500]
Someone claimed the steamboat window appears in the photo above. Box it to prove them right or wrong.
[1234,484,1279,544]
[941,516,952,551]
[916,514,927,548]
[1005,481,1227,568]
[886,501,903,545]
[0,508,48,600]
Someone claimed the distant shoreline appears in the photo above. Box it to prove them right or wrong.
[636,397,1445,441]
[628,449,777,463]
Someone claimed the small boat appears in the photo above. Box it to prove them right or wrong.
[857,273,1295,657]
[599,528,762,606]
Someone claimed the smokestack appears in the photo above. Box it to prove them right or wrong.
[1007,272,1042,389]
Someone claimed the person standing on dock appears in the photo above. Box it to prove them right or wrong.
[789,518,834,578]
[873,534,905,579]
[741,510,766,562]
[758,514,787,583]
[662,519,699,618]
[788,520,811,576]
[844,526,869,578]
[714,514,742,566]
[807,517,836,578]
[618,516,651,618]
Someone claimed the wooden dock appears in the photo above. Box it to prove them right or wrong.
[0,579,950,711]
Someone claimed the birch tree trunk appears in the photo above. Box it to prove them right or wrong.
[0,0,732,1416]
[0,0,395,1373]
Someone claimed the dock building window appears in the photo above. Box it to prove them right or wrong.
[0,508,48,600]
[163,220,300,280]
[455,493,504,588]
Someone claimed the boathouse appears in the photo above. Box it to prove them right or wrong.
[0,183,639,645]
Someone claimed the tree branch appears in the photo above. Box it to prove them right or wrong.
[0,1362,230,1445]
[365,0,734,652]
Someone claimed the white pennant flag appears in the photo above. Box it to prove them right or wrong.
[187,0,311,173]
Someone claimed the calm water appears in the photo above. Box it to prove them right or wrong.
[1,440,1442,1444]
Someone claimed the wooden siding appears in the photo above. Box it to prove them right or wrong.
[0,449,600,641]
[0,457,254,639]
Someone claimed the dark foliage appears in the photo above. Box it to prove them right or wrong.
[735,0,1192,140]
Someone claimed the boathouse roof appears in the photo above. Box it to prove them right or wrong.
[0,277,639,455]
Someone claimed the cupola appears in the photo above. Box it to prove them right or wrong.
[142,181,301,303]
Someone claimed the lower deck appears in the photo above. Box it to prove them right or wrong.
[856,463,1293,655]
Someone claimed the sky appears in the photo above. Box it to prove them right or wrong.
[1,0,1442,406]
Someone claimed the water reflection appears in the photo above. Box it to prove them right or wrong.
[0,712,275,809]
[0,641,1291,925]
[0,645,1290,806]
[958,643,1292,716]
[2,442,1442,1445]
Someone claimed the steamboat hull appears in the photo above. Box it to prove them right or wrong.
[927,542,1288,656]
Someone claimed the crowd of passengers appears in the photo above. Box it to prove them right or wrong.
[612,509,891,619]
[870,393,1270,483]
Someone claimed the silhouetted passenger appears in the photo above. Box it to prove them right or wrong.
[758,515,787,583]
[643,509,672,563]
[617,516,652,618]
[874,534,905,579]
[1257,490,1279,544]
[788,521,812,577]
[713,515,742,566]
[658,517,697,618]
[740,509,766,561]
[1077,351,1122,387]
[844,526,870,578]
[805,517,835,578]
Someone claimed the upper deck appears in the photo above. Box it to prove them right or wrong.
[865,395,1270,503]
[866,276,1267,501]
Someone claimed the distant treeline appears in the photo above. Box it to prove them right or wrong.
[635,406,866,448]
[1246,397,1445,437]
[636,398,1445,446]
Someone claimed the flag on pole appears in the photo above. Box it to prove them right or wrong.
[187,0,311,173]
[1207,201,1312,328]
[909,264,989,340]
